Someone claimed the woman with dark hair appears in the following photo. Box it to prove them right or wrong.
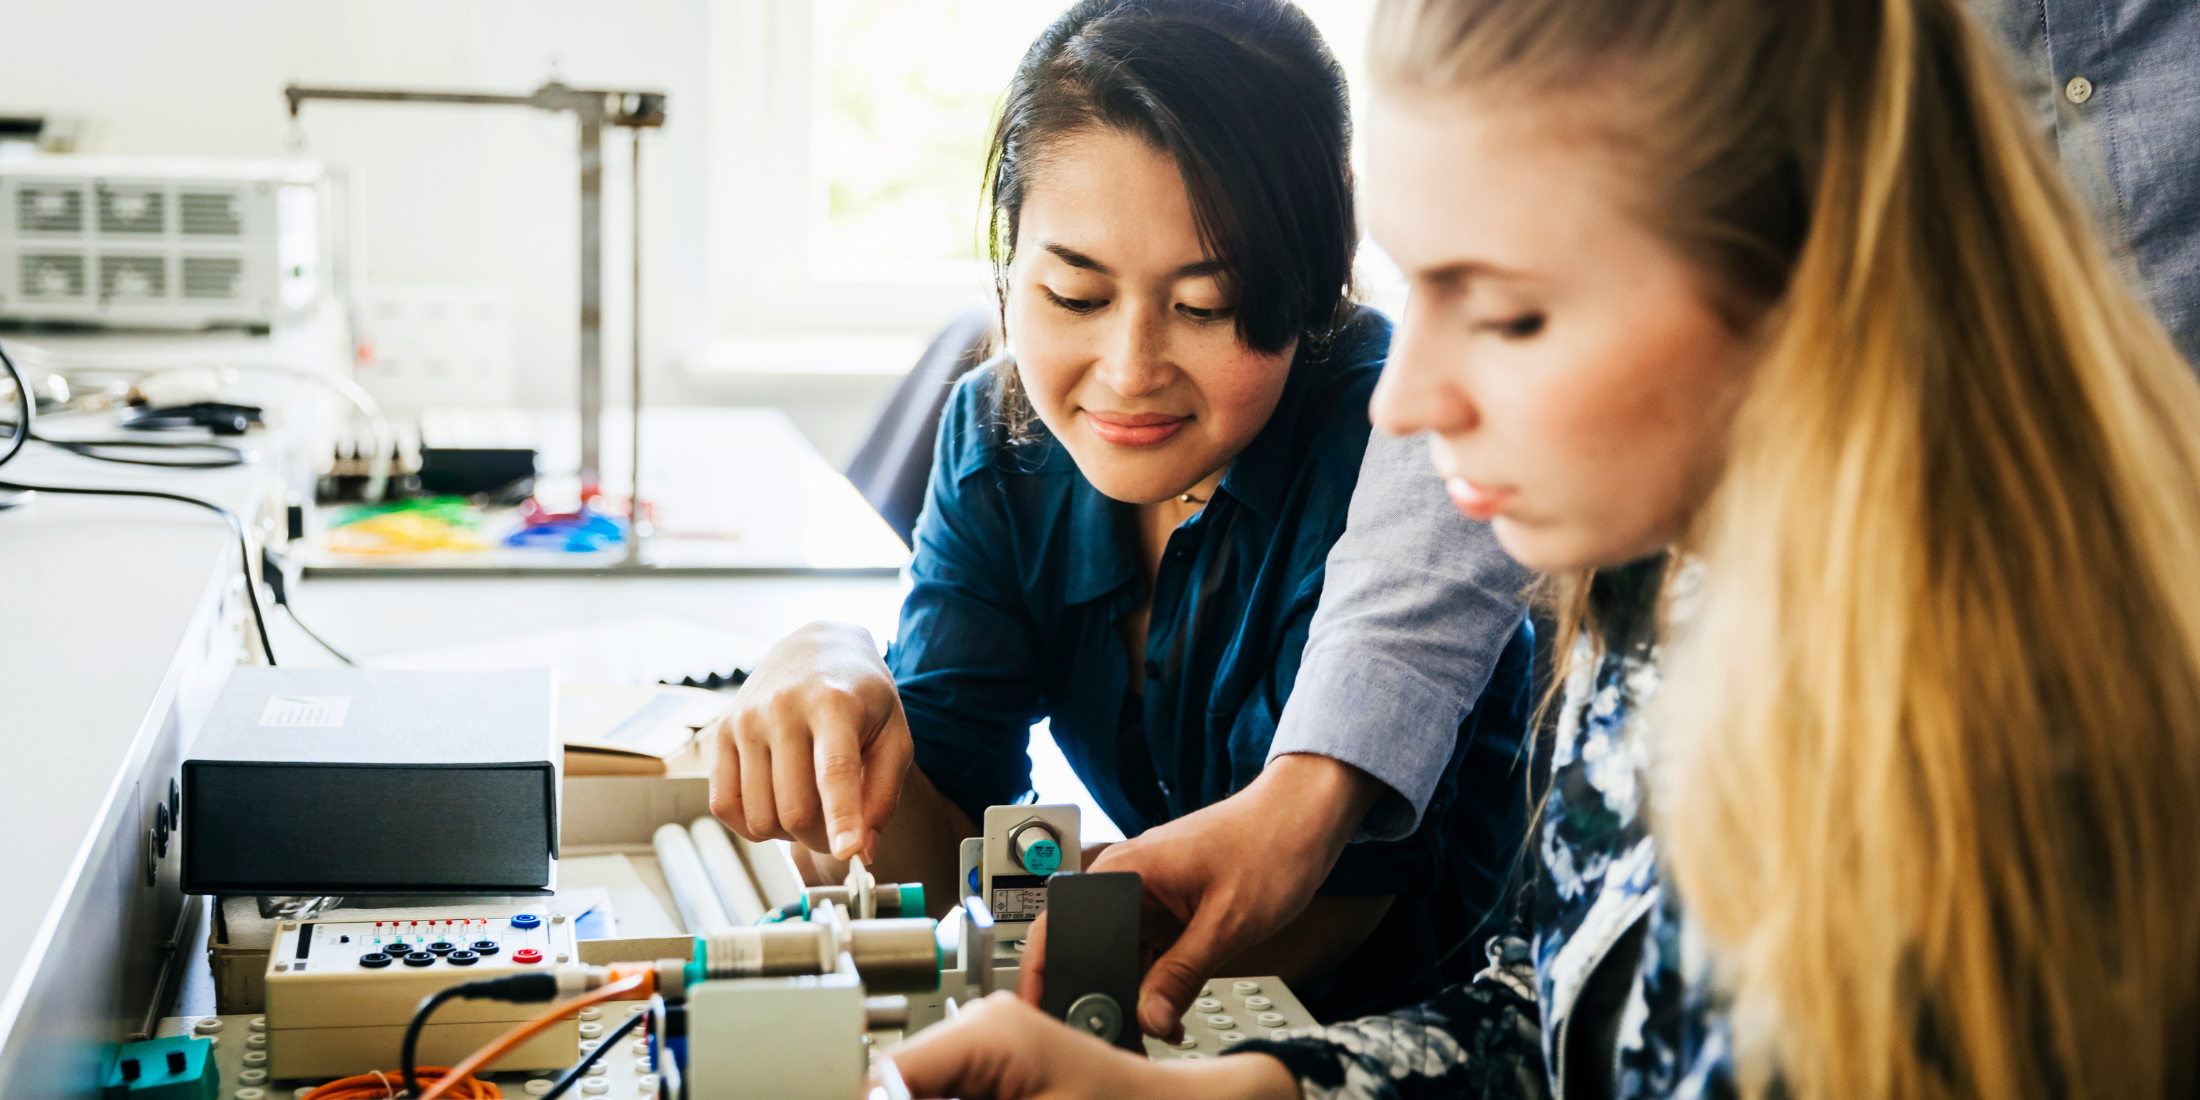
[707,0,1534,1020]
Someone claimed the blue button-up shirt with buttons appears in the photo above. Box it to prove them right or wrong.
[1971,0,2200,361]
[887,308,1535,1015]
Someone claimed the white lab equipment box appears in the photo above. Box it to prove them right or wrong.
[0,155,333,330]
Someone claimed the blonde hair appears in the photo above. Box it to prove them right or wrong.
[1372,2,2200,1100]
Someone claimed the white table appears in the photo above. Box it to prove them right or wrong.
[300,408,911,577]
[0,322,913,1093]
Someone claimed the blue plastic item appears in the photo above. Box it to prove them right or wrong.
[511,913,543,929]
[504,505,626,552]
[104,1035,217,1100]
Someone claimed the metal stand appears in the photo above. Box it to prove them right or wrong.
[284,81,666,505]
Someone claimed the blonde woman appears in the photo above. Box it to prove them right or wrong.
[872,0,2200,1097]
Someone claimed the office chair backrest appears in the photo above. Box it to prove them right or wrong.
[845,307,997,546]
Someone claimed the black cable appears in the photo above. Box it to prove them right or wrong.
[0,338,279,665]
[401,973,560,1098]
[281,601,357,666]
[542,1004,648,1099]
[261,547,357,666]
[32,432,248,468]
[0,479,280,665]
[0,348,24,472]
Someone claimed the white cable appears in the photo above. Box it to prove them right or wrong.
[653,822,733,935]
[15,344,396,502]
[221,362,394,503]
[688,816,767,925]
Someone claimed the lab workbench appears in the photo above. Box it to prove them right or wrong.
[0,330,909,1097]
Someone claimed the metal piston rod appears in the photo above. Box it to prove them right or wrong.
[284,81,666,502]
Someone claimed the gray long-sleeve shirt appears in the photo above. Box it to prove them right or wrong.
[1266,429,1531,841]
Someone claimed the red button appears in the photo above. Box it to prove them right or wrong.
[512,949,543,964]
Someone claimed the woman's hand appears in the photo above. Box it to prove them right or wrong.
[708,621,911,862]
[877,993,1298,1100]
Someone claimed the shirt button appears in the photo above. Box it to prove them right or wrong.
[1144,660,1161,680]
[2065,76,2093,104]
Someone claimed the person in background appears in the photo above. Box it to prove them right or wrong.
[876,0,2200,1097]
[709,0,1536,1023]
[1964,0,2199,364]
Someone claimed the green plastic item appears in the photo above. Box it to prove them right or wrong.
[103,1035,217,1100]
[899,882,925,917]
[327,495,480,529]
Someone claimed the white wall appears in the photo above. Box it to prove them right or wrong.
[0,0,714,415]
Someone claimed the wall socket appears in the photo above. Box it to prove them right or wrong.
[353,281,515,411]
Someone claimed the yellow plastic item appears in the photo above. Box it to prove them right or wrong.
[324,512,490,555]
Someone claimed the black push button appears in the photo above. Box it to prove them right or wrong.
[358,953,392,968]
[471,940,500,954]
[402,952,436,967]
[447,950,480,966]
[428,941,457,955]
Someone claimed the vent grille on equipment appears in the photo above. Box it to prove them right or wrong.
[98,186,164,235]
[20,253,87,299]
[180,190,243,236]
[17,187,84,234]
[100,254,166,299]
[181,255,244,299]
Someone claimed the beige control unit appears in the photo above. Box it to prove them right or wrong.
[262,911,584,1079]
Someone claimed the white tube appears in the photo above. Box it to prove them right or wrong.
[654,822,733,934]
[689,816,767,925]
[733,834,806,909]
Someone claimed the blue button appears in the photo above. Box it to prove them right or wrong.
[511,914,542,929]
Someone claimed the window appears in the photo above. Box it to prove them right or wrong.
[704,0,1386,371]
[817,0,1068,276]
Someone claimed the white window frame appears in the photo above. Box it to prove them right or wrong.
[701,0,996,376]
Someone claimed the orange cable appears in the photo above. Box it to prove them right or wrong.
[300,1065,500,1098]
[416,971,653,1100]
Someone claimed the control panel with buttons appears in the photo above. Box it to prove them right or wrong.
[261,910,584,1080]
[1142,976,1319,1060]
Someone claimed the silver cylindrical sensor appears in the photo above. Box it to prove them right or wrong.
[1009,819,1062,875]
[698,923,835,980]
[846,918,941,994]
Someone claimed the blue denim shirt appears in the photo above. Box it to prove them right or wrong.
[1970,0,2200,360]
[887,308,1536,1011]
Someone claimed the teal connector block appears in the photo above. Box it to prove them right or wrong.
[104,1035,217,1100]
[899,882,925,917]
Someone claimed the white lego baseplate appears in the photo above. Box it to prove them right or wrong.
[1143,976,1319,1060]
[158,1007,659,1099]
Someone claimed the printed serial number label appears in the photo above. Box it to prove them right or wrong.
[990,874,1051,922]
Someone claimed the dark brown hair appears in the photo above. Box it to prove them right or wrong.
[983,0,1358,435]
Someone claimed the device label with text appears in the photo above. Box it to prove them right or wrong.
[990,874,1049,921]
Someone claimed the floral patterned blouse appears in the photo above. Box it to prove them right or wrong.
[1231,559,1734,1100]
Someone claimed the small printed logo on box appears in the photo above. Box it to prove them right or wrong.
[260,695,351,728]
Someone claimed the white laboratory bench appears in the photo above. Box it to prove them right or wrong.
[0,326,908,1097]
